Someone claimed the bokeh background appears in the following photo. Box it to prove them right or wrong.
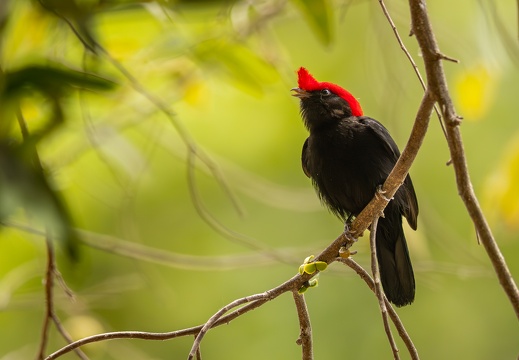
[1,0,518,359]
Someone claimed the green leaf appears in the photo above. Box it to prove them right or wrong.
[192,38,279,96]
[3,64,116,98]
[290,0,333,45]
[0,143,79,259]
[314,261,327,271]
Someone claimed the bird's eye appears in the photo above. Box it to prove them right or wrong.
[321,89,331,96]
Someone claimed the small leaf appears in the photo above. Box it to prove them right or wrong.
[308,279,318,288]
[3,64,116,98]
[303,263,317,274]
[298,264,305,275]
[314,261,327,271]
[303,255,315,264]
[290,0,333,45]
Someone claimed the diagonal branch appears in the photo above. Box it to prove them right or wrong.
[339,258,419,360]
[369,216,399,360]
[408,0,519,321]
[347,91,434,239]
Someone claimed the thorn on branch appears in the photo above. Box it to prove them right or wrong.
[447,115,463,127]
[436,52,460,63]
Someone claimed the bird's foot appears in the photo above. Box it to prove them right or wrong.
[343,220,362,241]
[375,185,393,218]
[375,185,392,203]
[340,222,358,258]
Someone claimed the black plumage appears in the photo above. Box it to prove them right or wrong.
[293,68,418,306]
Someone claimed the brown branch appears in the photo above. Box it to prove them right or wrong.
[43,66,435,360]
[349,91,434,238]
[339,258,420,360]
[16,107,88,360]
[292,291,313,360]
[409,0,519,321]
[187,293,272,359]
[36,234,55,360]
[369,216,399,360]
[34,3,443,359]
[44,298,270,360]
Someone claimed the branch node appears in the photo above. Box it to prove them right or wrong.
[447,115,463,127]
[436,51,460,63]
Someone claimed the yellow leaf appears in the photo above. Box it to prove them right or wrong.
[483,134,519,229]
[454,63,499,121]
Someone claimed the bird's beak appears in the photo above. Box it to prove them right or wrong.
[291,87,310,99]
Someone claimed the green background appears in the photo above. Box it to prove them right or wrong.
[1,0,518,359]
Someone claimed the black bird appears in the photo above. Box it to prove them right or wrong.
[292,67,419,307]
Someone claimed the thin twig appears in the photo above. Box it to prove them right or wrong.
[37,4,258,254]
[339,258,419,360]
[16,107,88,360]
[36,233,55,360]
[51,314,89,360]
[377,0,446,139]
[44,68,433,360]
[369,217,399,360]
[292,291,313,360]
[187,292,275,359]
[409,0,519,321]
[44,298,270,360]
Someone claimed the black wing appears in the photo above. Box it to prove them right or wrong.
[301,137,311,178]
[360,117,419,230]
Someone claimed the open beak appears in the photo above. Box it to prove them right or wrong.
[291,87,310,99]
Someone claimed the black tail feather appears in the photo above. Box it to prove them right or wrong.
[375,208,415,307]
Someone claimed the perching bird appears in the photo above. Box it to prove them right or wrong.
[292,67,418,307]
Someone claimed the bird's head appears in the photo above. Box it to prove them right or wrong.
[292,67,363,130]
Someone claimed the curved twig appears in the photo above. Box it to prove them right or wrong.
[187,293,271,359]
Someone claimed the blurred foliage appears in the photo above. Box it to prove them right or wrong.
[0,0,518,359]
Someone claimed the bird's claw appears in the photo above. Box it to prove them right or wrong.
[343,221,361,240]
[376,185,392,203]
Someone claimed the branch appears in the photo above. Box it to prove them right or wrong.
[292,291,313,360]
[16,108,88,360]
[339,258,419,360]
[369,216,399,360]
[409,0,519,321]
[42,53,435,360]
[349,91,434,238]
[36,234,54,360]
[377,0,447,138]
[187,292,272,359]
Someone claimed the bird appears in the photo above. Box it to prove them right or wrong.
[292,67,418,307]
